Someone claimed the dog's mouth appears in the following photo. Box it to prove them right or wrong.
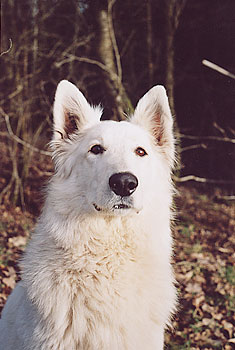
[93,203,132,212]
[113,203,130,210]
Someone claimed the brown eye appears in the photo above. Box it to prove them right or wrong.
[135,147,147,157]
[90,144,105,155]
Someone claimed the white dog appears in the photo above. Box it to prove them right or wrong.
[0,80,176,349]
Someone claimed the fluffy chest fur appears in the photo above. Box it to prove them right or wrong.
[21,215,174,350]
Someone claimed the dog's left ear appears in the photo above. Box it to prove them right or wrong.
[53,80,102,140]
[131,86,175,166]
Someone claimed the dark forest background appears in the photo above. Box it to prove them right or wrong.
[0,0,235,205]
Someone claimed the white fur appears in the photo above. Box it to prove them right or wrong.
[0,81,176,350]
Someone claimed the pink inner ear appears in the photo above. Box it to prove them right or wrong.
[64,108,78,137]
[153,110,164,146]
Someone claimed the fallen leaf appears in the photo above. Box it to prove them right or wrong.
[3,276,16,289]
[185,282,202,294]
[222,320,234,338]
[8,236,27,247]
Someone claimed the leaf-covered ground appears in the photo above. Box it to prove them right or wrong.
[0,170,234,349]
[166,187,235,349]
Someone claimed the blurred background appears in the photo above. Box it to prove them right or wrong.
[0,1,234,349]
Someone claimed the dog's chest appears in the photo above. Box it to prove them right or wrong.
[44,235,152,349]
[63,231,143,296]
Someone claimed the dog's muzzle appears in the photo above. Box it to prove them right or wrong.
[93,172,139,213]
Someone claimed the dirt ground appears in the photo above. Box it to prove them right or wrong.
[0,153,234,349]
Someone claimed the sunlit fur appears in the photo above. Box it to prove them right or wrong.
[0,80,176,350]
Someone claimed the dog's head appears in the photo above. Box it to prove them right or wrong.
[50,80,175,217]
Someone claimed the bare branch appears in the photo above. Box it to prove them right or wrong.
[0,38,13,57]
[179,133,235,144]
[173,175,235,184]
[0,140,25,205]
[213,122,227,137]
[55,54,110,73]
[173,0,187,30]
[52,34,93,61]
[8,85,24,99]
[31,165,53,177]
[120,30,135,58]
[107,0,122,82]
[202,59,235,80]
[216,195,235,201]
[181,143,207,152]
[229,127,235,136]
[55,54,125,96]
[0,107,51,156]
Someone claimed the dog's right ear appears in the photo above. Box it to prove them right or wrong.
[130,86,175,167]
[53,80,102,140]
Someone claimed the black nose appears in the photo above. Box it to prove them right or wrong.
[109,172,138,197]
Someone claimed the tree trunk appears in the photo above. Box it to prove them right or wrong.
[97,1,133,120]
[162,0,187,115]
[147,0,154,87]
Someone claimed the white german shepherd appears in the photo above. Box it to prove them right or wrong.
[0,80,176,350]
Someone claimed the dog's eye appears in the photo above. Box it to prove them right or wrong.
[135,147,148,157]
[90,144,105,155]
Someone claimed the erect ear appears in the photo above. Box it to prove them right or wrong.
[130,86,175,166]
[53,80,102,140]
